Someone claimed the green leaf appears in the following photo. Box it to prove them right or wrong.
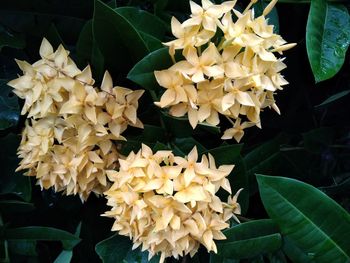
[173,137,207,155]
[257,175,350,263]
[302,127,334,153]
[282,236,316,263]
[54,250,73,263]
[96,234,159,263]
[96,234,131,263]
[306,0,350,82]
[4,227,81,250]
[315,89,350,108]
[140,32,163,51]
[0,134,31,201]
[7,240,37,256]
[93,0,149,75]
[216,219,281,259]
[243,134,291,194]
[77,20,105,80]
[0,26,25,51]
[127,47,173,91]
[114,7,167,39]
[0,200,35,214]
[0,80,20,130]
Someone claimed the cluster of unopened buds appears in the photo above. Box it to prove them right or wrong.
[155,0,296,142]
[104,144,242,262]
[8,38,144,200]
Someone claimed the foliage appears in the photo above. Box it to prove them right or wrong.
[0,0,349,262]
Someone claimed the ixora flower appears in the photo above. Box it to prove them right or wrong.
[104,144,242,262]
[156,0,296,142]
[8,38,144,200]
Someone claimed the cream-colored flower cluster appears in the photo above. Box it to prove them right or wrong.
[104,144,242,262]
[155,0,295,142]
[8,38,144,200]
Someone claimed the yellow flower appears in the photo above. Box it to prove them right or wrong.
[104,144,241,262]
[172,43,223,83]
[155,0,296,142]
[221,117,255,142]
[183,0,236,32]
[10,38,144,200]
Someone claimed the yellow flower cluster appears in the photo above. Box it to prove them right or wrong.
[155,0,295,142]
[8,38,144,200]
[104,144,242,262]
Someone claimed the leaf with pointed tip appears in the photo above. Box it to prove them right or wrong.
[257,175,350,263]
[306,0,350,82]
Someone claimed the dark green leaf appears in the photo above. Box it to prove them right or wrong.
[127,47,173,91]
[54,250,72,263]
[315,90,350,108]
[173,137,207,155]
[257,175,350,263]
[95,234,131,263]
[96,234,159,263]
[217,219,281,259]
[4,227,81,250]
[76,20,105,80]
[282,236,315,263]
[243,134,291,194]
[114,7,167,39]
[319,174,350,196]
[7,240,37,256]
[0,27,25,51]
[0,80,20,130]
[45,23,64,49]
[93,0,149,75]
[302,127,334,153]
[306,0,350,82]
[140,32,163,51]
[0,200,34,214]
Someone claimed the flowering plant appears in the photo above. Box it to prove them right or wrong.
[0,0,349,262]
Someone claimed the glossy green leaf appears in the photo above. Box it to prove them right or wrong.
[173,137,207,155]
[216,219,281,259]
[140,32,163,51]
[0,79,20,130]
[243,133,291,194]
[282,236,315,263]
[257,175,350,263]
[96,235,131,263]
[114,7,167,39]
[306,0,350,82]
[315,90,350,108]
[76,20,105,79]
[4,227,81,250]
[54,250,73,263]
[127,47,173,90]
[93,0,148,75]
[96,234,159,263]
